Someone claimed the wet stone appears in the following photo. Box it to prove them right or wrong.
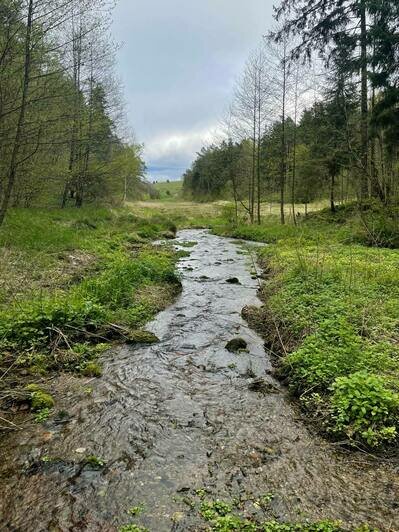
[226,277,241,284]
[126,330,160,345]
[225,338,248,353]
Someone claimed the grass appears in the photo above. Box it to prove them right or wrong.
[127,199,223,228]
[0,206,182,414]
[2,199,398,449]
[213,204,399,449]
[153,180,183,200]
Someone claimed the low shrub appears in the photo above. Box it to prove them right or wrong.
[330,371,399,446]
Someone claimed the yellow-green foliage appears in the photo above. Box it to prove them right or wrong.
[25,384,54,411]
[0,207,180,376]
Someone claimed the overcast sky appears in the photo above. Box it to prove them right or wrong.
[112,0,275,181]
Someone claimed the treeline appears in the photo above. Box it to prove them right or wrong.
[183,0,399,224]
[0,0,148,225]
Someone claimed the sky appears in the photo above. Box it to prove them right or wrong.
[112,0,275,182]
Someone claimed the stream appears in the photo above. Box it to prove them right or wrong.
[0,229,398,531]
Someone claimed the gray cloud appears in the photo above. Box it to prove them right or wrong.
[112,0,275,181]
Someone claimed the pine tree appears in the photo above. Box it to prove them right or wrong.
[273,0,373,200]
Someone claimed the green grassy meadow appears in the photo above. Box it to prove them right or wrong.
[153,180,183,200]
[1,199,398,450]
[213,204,399,449]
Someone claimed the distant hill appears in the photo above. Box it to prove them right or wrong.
[152,180,183,200]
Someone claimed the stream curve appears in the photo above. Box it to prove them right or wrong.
[0,229,398,531]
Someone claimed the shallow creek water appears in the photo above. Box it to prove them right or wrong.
[0,229,398,531]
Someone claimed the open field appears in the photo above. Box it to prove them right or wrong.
[128,198,333,224]
[153,180,183,200]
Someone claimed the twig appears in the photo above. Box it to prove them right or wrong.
[46,326,72,351]
[0,360,17,381]
[0,415,19,429]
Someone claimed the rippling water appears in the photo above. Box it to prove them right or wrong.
[0,230,398,531]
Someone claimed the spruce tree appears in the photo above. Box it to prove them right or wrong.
[273,0,372,200]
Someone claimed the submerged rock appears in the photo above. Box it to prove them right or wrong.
[225,338,247,353]
[126,330,160,345]
[248,377,279,394]
[226,277,241,285]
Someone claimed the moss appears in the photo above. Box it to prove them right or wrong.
[162,230,176,240]
[81,362,102,377]
[225,338,247,353]
[126,330,160,345]
[25,384,54,411]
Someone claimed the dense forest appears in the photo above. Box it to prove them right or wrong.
[183,0,399,227]
[0,0,154,223]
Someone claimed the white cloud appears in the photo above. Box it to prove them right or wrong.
[145,125,220,168]
[112,0,275,181]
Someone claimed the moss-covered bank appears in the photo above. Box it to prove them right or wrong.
[0,207,182,422]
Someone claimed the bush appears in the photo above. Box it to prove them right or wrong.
[330,371,399,446]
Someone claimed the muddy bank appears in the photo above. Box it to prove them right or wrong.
[0,230,398,531]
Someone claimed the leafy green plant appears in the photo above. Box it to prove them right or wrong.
[330,371,399,446]
[84,455,106,468]
[119,525,148,532]
[128,505,145,517]
[200,500,232,521]
[34,408,51,423]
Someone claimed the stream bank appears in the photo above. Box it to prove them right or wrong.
[0,230,398,531]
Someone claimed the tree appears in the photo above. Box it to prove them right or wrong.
[273,0,374,200]
[231,45,273,223]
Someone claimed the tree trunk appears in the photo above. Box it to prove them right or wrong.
[291,66,299,226]
[0,0,34,226]
[359,0,369,201]
[280,48,287,225]
[256,72,262,225]
[330,173,336,213]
